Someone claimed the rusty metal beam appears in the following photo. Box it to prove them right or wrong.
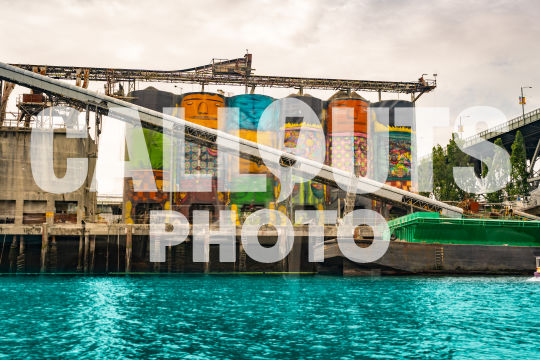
[9,63,436,94]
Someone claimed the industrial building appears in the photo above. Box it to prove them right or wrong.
[0,54,538,275]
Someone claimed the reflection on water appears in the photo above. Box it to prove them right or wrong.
[0,276,538,359]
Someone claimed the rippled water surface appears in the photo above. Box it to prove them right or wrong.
[0,275,538,359]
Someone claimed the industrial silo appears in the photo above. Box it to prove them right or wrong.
[124,87,177,224]
[225,94,278,222]
[326,90,369,176]
[281,94,327,220]
[325,91,371,214]
[371,100,415,191]
[177,92,226,222]
[129,86,176,113]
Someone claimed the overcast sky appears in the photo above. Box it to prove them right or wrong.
[2,0,539,194]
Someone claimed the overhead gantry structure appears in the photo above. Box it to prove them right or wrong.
[0,61,461,218]
[8,53,436,102]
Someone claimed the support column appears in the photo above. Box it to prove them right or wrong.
[9,235,18,273]
[152,237,160,273]
[17,235,25,273]
[167,247,172,273]
[529,137,540,176]
[14,198,23,225]
[287,237,302,273]
[105,234,110,274]
[1,81,16,125]
[49,236,57,273]
[89,236,96,273]
[0,80,3,121]
[83,233,89,273]
[77,234,84,272]
[202,230,210,274]
[238,242,247,272]
[40,224,49,273]
[175,243,185,272]
[125,225,132,273]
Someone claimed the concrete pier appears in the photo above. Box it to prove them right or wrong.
[0,223,339,274]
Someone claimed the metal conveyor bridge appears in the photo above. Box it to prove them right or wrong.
[0,62,462,217]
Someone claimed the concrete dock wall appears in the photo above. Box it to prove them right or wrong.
[0,127,97,225]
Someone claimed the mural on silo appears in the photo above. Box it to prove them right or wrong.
[281,94,327,218]
[371,100,415,191]
[326,90,369,177]
[225,94,278,221]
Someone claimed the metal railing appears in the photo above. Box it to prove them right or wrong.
[463,107,540,146]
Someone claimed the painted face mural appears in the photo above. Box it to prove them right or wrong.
[226,95,278,217]
[226,94,276,131]
[180,93,225,175]
[181,93,225,129]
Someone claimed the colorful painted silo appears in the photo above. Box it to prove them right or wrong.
[226,94,277,173]
[124,89,227,223]
[371,100,414,191]
[176,92,226,221]
[179,92,225,177]
[124,87,177,224]
[281,94,327,217]
[326,90,369,177]
[181,92,225,129]
[225,94,278,221]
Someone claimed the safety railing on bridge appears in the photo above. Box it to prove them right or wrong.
[464,107,540,147]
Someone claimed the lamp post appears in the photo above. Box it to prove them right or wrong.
[458,115,470,138]
[520,86,532,120]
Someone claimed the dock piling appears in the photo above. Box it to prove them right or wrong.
[77,234,83,272]
[49,236,57,273]
[90,235,95,273]
[17,235,25,272]
[9,235,18,273]
[125,225,132,273]
[40,224,49,273]
[83,234,89,273]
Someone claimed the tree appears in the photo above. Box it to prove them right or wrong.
[445,134,473,201]
[507,130,529,198]
[431,144,449,200]
[482,138,505,203]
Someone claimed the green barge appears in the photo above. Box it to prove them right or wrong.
[323,212,540,275]
[388,212,540,247]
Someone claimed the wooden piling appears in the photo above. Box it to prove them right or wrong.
[40,224,49,273]
[77,234,83,272]
[8,235,18,273]
[89,236,96,273]
[49,236,57,273]
[105,233,109,274]
[16,235,25,273]
[83,233,89,273]
[238,243,247,272]
[175,243,185,272]
[287,238,302,273]
[125,225,132,273]
[203,231,210,274]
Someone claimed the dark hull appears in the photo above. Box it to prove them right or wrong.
[321,240,540,275]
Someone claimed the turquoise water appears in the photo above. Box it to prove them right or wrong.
[0,276,538,359]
